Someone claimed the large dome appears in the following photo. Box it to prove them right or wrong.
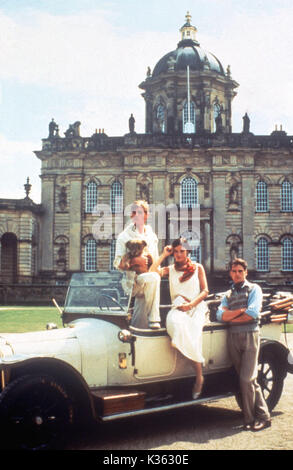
[152,13,225,77]
[139,13,238,136]
[152,38,225,77]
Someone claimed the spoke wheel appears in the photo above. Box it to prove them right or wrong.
[235,349,285,412]
[257,350,284,411]
[0,375,74,450]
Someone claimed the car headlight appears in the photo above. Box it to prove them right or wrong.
[118,330,135,343]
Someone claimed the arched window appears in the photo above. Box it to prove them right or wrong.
[109,238,116,271]
[183,101,196,133]
[85,239,97,272]
[111,181,123,214]
[181,230,201,263]
[281,180,293,212]
[282,237,293,271]
[213,103,221,132]
[156,104,166,133]
[190,245,201,263]
[86,181,98,213]
[256,237,269,272]
[1,233,18,283]
[256,181,269,212]
[180,177,198,208]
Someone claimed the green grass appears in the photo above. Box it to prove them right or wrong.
[0,306,292,334]
[0,306,63,333]
[284,323,293,333]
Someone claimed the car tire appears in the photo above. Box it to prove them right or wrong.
[235,349,285,412]
[0,374,74,450]
[257,349,284,411]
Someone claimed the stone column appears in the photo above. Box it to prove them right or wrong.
[123,173,137,225]
[203,220,211,273]
[212,172,226,272]
[241,172,255,269]
[152,174,166,248]
[153,175,165,204]
[69,176,83,271]
[18,241,32,279]
[40,174,55,271]
[144,93,153,134]
[203,89,211,133]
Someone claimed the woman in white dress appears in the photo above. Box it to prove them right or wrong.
[150,238,209,399]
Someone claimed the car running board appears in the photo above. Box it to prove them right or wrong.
[99,392,235,422]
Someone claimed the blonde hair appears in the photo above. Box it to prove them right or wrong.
[131,200,149,215]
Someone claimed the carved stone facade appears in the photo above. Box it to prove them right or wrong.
[29,135,293,288]
[0,195,42,284]
[1,14,293,296]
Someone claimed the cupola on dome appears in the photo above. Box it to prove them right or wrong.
[152,12,225,77]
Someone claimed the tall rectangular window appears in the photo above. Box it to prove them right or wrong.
[183,102,196,133]
[282,237,293,271]
[256,237,269,271]
[85,239,97,272]
[180,177,198,208]
[86,182,98,213]
[256,181,269,212]
[281,181,293,212]
[109,239,116,271]
[111,181,123,214]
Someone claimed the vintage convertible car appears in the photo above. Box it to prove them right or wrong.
[0,271,292,450]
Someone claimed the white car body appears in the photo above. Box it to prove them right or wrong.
[0,272,292,449]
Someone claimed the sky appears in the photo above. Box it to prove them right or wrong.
[0,0,292,202]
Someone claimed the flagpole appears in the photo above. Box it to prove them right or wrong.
[187,65,191,124]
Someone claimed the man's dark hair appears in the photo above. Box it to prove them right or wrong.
[230,258,248,271]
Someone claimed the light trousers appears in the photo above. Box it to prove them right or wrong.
[228,330,271,424]
[130,272,161,329]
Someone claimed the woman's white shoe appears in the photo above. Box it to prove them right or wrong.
[192,378,204,400]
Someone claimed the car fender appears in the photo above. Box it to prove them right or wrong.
[70,317,133,387]
[0,356,96,423]
[260,338,292,376]
[0,327,81,373]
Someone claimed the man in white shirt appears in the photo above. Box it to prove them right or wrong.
[114,200,161,329]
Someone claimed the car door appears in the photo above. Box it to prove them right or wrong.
[132,326,212,380]
[207,323,232,370]
[133,333,177,379]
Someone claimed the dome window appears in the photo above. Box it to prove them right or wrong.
[156,104,166,133]
[180,12,198,42]
[213,103,221,133]
[183,101,196,134]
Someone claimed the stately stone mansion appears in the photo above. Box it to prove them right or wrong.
[1,13,293,301]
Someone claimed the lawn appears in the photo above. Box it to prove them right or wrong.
[0,306,63,333]
[0,305,292,334]
[284,323,293,333]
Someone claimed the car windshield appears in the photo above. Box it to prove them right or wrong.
[64,271,135,314]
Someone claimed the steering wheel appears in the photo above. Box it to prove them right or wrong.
[97,294,124,311]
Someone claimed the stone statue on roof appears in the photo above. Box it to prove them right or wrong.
[48,118,58,139]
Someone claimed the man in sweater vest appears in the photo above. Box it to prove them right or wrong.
[216,258,271,431]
